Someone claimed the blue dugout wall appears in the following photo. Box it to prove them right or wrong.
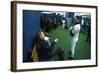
[23,10,40,62]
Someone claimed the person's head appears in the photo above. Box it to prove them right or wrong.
[74,16,80,24]
[38,31,45,40]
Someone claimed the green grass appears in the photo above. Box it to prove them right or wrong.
[48,27,91,60]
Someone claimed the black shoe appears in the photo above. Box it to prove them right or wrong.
[68,56,74,60]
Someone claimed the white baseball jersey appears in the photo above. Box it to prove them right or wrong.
[71,24,81,43]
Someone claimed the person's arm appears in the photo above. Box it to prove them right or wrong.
[49,38,58,49]
[71,26,78,36]
[44,38,58,51]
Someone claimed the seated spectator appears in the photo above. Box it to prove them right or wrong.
[32,31,58,61]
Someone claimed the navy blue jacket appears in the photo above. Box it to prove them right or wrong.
[37,39,55,61]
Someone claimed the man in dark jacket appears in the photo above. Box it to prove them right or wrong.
[35,31,58,61]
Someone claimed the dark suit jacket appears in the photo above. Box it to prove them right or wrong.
[37,39,55,61]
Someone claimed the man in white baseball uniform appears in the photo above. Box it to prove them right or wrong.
[69,16,81,59]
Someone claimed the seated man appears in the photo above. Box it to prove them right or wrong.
[32,31,58,61]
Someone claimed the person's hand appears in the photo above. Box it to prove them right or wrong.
[54,38,58,43]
